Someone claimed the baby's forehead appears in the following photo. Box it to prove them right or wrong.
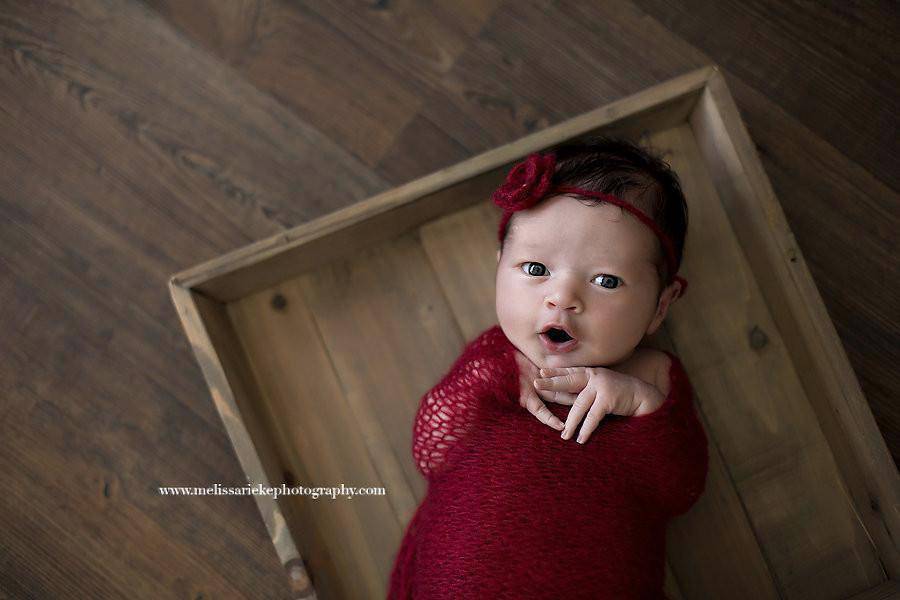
[512,240,658,277]
[516,196,643,233]
[510,213,659,265]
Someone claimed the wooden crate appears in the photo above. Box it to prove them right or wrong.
[168,65,899,600]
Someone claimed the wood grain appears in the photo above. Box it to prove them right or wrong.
[3,0,896,598]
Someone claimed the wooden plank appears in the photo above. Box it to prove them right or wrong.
[711,70,900,476]
[632,0,900,191]
[693,69,900,580]
[419,201,500,340]
[659,121,885,598]
[0,203,294,597]
[172,66,714,301]
[1,410,245,598]
[0,321,284,598]
[2,0,385,248]
[0,71,225,417]
[170,284,316,599]
[282,230,479,592]
[654,328,778,600]
[296,231,466,511]
[650,326,722,600]
[848,580,900,600]
[173,167,504,302]
[414,1,713,149]
[228,283,401,599]
[143,0,413,167]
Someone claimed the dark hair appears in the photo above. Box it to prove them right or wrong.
[500,134,688,298]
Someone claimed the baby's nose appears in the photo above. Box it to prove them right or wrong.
[545,293,581,311]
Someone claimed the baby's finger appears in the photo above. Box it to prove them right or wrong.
[533,382,576,405]
[522,390,565,430]
[539,367,575,377]
[534,372,587,393]
[561,387,597,441]
[576,400,612,444]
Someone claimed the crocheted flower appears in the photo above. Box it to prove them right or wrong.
[491,152,556,212]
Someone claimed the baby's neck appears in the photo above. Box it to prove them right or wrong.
[595,346,658,388]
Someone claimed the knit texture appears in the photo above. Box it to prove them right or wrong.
[388,324,709,599]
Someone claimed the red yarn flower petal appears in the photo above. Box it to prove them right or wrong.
[492,152,556,212]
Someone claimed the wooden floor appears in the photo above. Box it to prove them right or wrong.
[2,1,897,598]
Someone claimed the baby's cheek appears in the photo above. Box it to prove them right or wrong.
[495,287,521,323]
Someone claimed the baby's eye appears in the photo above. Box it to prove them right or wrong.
[520,261,548,277]
[592,274,621,289]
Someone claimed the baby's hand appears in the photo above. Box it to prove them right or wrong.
[534,366,664,444]
[513,349,566,432]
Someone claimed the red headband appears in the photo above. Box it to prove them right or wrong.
[493,151,688,297]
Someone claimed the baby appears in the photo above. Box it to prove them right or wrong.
[388,136,709,600]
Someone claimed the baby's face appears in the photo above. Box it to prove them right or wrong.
[495,194,677,370]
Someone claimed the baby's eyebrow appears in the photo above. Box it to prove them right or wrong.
[517,241,652,269]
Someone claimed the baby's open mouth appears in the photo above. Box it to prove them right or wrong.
[541,328,574,343]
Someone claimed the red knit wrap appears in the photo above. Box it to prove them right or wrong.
[388,325,709,599]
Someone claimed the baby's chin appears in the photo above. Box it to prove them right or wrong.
[540,352,591,369]
[533,341,628,370]
[530,342,590,369]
